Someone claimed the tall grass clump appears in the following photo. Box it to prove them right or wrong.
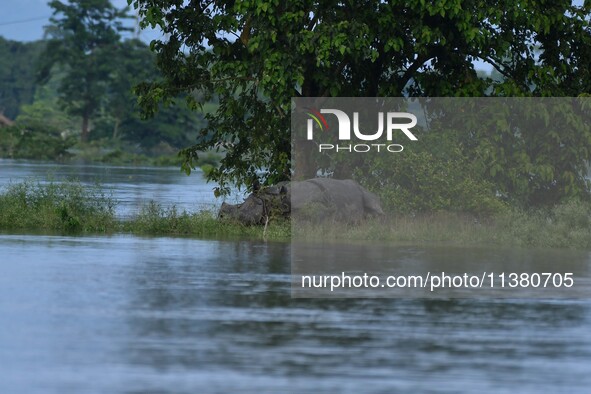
[292,213,491,246]
[0,179,116,232]
[495,199,591,249]
[125,201,290,239]
[293,199,591,249]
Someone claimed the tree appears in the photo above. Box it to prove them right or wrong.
[0,37,45,120]
[39,0,131,142]
[128,0,591,202]
[88,38,203,150]
[16,85,78,135]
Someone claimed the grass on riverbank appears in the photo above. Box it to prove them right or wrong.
[0,180,116,232]
[0,180,290,239]
[123,201,290,239]
[293,199,591,249]
[2,179,591,248]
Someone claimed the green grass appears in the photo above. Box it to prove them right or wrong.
[2,179,591,248]
[293,200,591,249]
[122,201,290,239]
[0,179,290,239]
[0,179,116,232]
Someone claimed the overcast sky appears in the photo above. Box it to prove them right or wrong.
[0,0,161,42]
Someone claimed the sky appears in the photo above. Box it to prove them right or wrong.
[0,0,161,42]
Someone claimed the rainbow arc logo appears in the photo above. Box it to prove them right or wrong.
[305,107,329,131]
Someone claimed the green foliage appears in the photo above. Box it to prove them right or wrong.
[495,201,591,249]
[440,98,591,206]
[128,201,206,234]
[128,0,591,198]
[124,201,290,238]
[0,179,116,232]
[91,39,205,150]
[298,92,591,213]
[16,88,78,135]
[0,179,290,238]
[39,0,131,141]
[28,1,206,153]
[0,123,75,161]
[0,37,45,119]
[363,147,507,215]
[66,138,221,167]
[552,199,591,230]
[4,88,78,160]
[0,126,19,157]
[200,163,215,177]
[3,179,591,247]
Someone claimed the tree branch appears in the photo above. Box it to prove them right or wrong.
[307,12,319,31]
[481,55,514,81]
[397,53,430,93]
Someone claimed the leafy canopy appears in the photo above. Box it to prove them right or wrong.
[128,0,591,204]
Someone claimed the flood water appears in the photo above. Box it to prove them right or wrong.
[0,159,243,217]
[1,160,591,393]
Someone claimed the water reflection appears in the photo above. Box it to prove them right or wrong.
[1,231,591,392]
[49,235,585,392]
[292,242,591,298]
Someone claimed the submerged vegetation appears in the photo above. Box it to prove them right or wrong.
[1,179,591,248]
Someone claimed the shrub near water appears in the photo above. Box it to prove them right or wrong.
[125,201,290,239]
[0,180,116,232]
[0,179,290,238]
[496,200,591,249]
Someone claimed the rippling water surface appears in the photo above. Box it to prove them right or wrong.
[1,160,591,393]
[0,159,241,217]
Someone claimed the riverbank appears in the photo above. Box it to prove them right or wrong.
[293,200,591,249]
[1,179,591,248]
[0,180,289,240]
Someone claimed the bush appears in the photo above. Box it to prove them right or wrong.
[360,146,507,216]
[0,123,74,161]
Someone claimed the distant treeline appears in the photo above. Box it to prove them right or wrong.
[0,37,43,121]
[0,7,220,167]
